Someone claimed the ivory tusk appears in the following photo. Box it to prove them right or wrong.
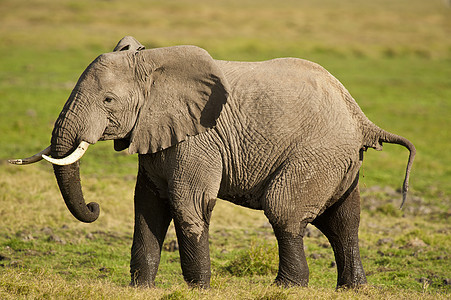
[42,141,90,166]
[8,146,51,165]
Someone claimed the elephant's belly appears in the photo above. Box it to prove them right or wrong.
[219,193,263,210]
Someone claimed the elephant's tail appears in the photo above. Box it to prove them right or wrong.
[380,130,416,208]
[363,124,416,209]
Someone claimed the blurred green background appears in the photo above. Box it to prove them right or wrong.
[0,0,450,298]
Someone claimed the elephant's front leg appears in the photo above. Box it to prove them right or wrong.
[130,170,172,287]
[171,195,216,288]
[166,141,222,288]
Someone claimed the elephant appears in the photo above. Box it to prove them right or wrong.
[10,36,415,289]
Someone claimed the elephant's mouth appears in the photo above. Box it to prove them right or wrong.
[101,124,133,151]
[100,124,117,140]
[100,119,133,142]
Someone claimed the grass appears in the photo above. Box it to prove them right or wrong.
[0,0,450,298]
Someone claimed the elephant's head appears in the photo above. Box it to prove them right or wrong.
[10,38,229,223]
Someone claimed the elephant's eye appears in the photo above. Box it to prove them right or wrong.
[104,97,113,104]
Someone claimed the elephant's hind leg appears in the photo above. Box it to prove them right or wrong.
[271,226,309,287]
[130,168,172,287]
[312,177,367,288]
[263,163,320,287]
[263,157,348,287]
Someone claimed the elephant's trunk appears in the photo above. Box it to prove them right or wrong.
[51,112,100,223]
[52,163,100,223]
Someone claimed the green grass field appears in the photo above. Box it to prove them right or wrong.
[0,0,450,299]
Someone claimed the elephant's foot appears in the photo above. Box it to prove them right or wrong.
[274,274,308,288]
[336,268,367,289]
[184,273,211,289]
[129,268,155,288]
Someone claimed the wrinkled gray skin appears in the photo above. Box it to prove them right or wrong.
[49,36,415,288]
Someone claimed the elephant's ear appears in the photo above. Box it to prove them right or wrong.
[112,36,146,152]
[113,36,145,52]
[128,46,229,154]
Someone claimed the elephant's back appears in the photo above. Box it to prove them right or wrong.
[215,58,362,149]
